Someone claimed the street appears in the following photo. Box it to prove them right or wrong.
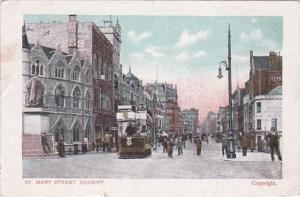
[23,140,282,179]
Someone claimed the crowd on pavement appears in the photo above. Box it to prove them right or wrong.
[40,126,282,162]
[221,127,282,161]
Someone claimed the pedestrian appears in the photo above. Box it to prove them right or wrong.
[41,132,51,154]
[266,128,282,161]
[195,137,202,156]
[221,134,228,157]
[177,137,183,156]
[167,138,173,158]
[96,135,101,152]
[82,137,88,154]
[240,133,248,157]
[250,130,255,152]
[58,136,65,157]
[163,138,167,153]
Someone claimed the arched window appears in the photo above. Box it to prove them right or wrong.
[54,85,65,107]
[72,65,80,81]
[85,90,91,110]
[73,124,80,142]
[31,60,44,75]
[85,70,91,84]
[102,61,107,77]
[54,121,65,142]
[54,61,64,79]
[73,87,81,108]
[86,121,93,142]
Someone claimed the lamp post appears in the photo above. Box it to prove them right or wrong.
[217,24,236,159]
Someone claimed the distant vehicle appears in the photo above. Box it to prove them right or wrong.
[116,105,153,158]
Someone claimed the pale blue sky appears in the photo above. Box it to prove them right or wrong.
[24,15,283,120]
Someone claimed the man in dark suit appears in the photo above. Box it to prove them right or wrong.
[266,128,282,161]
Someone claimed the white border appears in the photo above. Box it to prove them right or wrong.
[1,1,299,196]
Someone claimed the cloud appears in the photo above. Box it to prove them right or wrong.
[145,46,164,57]
[127,30,153,42]
[176,30,209,48]
[240,29,280,51]
[262,39,278,50]
[194,50,207,58]
[175,51,189,62]
[251,18,257,23]
[232,55,249,66]
[240,29,262,41]
[129,52,145,60]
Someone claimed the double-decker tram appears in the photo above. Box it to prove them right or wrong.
[116,105,153,159]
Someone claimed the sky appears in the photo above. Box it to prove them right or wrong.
[24,15,283,122]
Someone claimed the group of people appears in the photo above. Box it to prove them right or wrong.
[221,128,282,161]
[41,132,64,157]
[160,135,185,158]
[95,135,113,153]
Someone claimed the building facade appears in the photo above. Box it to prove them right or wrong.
[252,86,282,152]
[23,29,93,147]
[182,108,199,135]
[26,15,118,142]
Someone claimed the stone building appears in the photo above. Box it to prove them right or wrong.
[119,66,145,106]
[216,106,228,134]
[22,25,93,156]
[252,86,282,152]
[26,15,118,142]
[182,108,199,135]
[241,50,282,151]
[232,87,245,136]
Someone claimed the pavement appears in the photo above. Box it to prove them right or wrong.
[23,140,282,179]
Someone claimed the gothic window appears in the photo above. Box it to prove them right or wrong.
[31,60,44,75]
[85,70,91,84]
[101,61,107,79]
[73,124,80,142]
[54,61,65,79]
[86,122,93,142]
[99,88,102,109]
[73,87,81,108]
[72,65,80,81]
[54,121,65,142]
[54,85,65,107]
[85,90,91,110]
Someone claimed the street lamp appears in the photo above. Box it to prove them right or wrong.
[217,24,236,159]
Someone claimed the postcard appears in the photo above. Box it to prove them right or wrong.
[1,1,299,197]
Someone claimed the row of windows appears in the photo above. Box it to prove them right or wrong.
[271,75,282,82]
[93,54,113,82]
[32,60,44,75]
[54,85,91,109]
[94,88,112,111]
[256,118,277,130]
[31,60,91,83]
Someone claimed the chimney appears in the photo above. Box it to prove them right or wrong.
[68,15,78,54]
[250,50,254,72]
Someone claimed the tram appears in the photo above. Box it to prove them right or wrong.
[116,105,153,159]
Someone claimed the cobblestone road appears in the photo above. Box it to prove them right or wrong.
[23,141,282,179]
